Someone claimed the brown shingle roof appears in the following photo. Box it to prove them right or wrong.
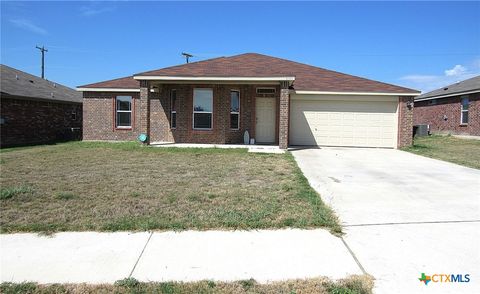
[1,64,82,103]
[78,75,138,89]
[80,53,419,93]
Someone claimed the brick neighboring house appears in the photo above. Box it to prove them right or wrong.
[414,76,480,137]
[78,53,420,149]
[1,65,82,147]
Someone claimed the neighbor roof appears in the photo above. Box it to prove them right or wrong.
[79,53,419,94]
[1,64,82,103]
[415,75,480,101]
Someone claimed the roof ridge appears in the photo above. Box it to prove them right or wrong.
[134,55,227,76]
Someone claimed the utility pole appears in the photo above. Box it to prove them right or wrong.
[36,45,48,79]
[181,52,193,63]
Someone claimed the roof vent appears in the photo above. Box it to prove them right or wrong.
[53,83,56,88]
[443,87,448,90]
[29,80,34,83]
[15,74,19,80]
[51,92,54,98]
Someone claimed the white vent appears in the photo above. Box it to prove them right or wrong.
[256,88,276,95]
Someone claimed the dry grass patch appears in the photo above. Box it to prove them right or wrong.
[403,135,480,169]
[0,275,373,294]
[0,142,340,233]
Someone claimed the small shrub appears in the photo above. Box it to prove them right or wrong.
[0,282,38,294]
[115,277,140,288]
[130,191,141,198]
[0,185,33,200]
[207,280,216,288]
[239,279,255,291]
[55,192,76,200]
[159,282,176,294]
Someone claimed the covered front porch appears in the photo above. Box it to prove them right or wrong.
[135,77,293,149]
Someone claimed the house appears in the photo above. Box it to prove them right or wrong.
[1,65,82,147]
[414,76,479,137]
[77,53,419,149]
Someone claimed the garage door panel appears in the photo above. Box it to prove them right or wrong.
[290,99,398,148]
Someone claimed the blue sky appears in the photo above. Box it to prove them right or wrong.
[1,1,479,92]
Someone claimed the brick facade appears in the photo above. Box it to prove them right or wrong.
[414,92,479,136]
[397,96,414,148]
[83,91,140,141]
[0,97,82,147]
[82,84,281,145]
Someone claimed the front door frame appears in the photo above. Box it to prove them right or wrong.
[255,96,277,144]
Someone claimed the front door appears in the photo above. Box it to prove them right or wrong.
[255,97,276,143]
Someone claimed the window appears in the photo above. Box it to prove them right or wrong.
[461,96,469,124]
[230,90,240,129]
[170,90,177,129]
[193,89,213,129]
[116,96,132,128]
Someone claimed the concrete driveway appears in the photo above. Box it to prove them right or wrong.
[292,147,480,294]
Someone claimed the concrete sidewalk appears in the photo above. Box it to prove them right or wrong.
[0,229,362,284]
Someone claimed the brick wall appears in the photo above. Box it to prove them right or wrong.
[1,97,82,147]
[414,93,479,136]
[397,96,414,148]
[82,84,284,145]
[279,87,290,149]
[83,91,140,141]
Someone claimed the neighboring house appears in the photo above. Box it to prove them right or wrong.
[77,53,419,149]
[414,76,479,137]
[1,65,83,147]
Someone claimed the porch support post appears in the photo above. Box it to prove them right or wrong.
[279,82,290,149]
[139,80,151,144]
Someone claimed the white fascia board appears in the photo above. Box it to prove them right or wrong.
[133,76,296,82]
[294,90,420,96]
[77,88,140,92]
[414,89,480,102]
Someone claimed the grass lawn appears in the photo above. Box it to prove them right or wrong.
[0,142,340,233]
[0,275,373,294]
[403,135,480,169]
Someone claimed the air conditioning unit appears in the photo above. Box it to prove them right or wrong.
[414,124,430,137]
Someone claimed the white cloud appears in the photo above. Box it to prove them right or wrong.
[399,59,480,93]
[80,4,114,17]
[444,64,467,77]
[9,18,47,35]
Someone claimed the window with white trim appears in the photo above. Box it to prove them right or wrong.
[230,90,240,129]
[170,89,177,129]
[461,96,469,124]
[116,96,132,128]
[193,88,213,129]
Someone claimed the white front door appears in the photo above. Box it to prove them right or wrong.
[255,97,276,143]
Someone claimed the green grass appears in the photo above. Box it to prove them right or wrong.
[0,275,373,294]
[403,135,480,169]
[0,185,34,200]
[0,141,340,234]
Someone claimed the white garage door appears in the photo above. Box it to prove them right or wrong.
[290,97,398,148]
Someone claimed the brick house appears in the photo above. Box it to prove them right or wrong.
[1,65,82,147]
[414,76,479,136]
[78,53,419,149]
